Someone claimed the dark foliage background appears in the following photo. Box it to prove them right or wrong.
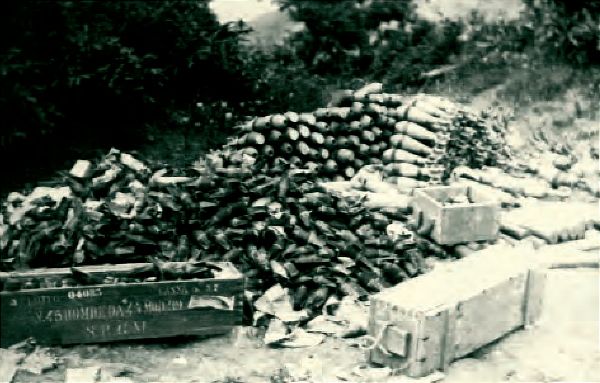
[0,0,597,195]
[0,1,255,188]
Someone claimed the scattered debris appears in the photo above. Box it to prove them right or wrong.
[0,348,27,383]
[18,347,58,375]
[64,366,101,383]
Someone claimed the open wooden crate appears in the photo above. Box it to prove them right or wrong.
[368,246,546,377]
[0,262,244,347]
[411,185,500,245]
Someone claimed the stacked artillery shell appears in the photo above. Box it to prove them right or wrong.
[337,92,453,186]
[227,84,511,188]
[336,90,511,185]
[436,106,511,180]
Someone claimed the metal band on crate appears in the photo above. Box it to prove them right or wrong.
[408,311,427,377]
[439,305,458,371]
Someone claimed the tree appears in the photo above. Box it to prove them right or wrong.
[276,0,415,75]
[522,0,599,64]
[0,1,253,155]
[0,0,266,196]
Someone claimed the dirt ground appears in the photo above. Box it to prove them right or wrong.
[7,267,598,383]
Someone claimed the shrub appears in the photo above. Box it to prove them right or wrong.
[0,1,253,157]
[522,0,599,65]
[276,0,464,88]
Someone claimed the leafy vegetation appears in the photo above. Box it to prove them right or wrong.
[275,0,464,86]
[0,0,597,196]
[0,2,253,172]
[523,0,599,65]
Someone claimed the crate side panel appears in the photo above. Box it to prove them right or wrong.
[453,273,527,358]
[1,279,243,346]
[439,204,498,245]
[412,190,444,247]
[412,190,441,219]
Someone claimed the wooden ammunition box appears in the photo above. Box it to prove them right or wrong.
[412,185,499,245]
[0,262,244,347]
[368,246,546,377]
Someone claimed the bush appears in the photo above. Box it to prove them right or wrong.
[522,0,599,65]
[276,0,464,89]
[0,1,253,157]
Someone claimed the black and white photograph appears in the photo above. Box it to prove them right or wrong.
[0,0,598,382]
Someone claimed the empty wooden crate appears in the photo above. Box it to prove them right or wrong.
[411,185,499,245]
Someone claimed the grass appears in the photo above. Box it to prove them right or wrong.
[414,50,599,124]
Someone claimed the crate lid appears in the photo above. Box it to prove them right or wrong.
[373,245,533,312]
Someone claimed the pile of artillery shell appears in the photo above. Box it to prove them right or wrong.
[1,83,510,322]
[1,149,445,322]
[226,84,511,189]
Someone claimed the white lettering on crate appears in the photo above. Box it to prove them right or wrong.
[85,320,147,338]
[158,285,189,296]
[25,295,64,306]
[33,298,186,322]
[67,288,103,300]
[158,283,220,296]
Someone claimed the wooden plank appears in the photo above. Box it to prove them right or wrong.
[440,306,457,372]
[416,309,448,377]
[526,240,600,269]
[0,262,241,282]
[523,268,546,326]
[407,313,428,378]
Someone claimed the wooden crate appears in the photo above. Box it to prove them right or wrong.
[412,185,499,245]
[0,262,244,347]
[367,246,546,377]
